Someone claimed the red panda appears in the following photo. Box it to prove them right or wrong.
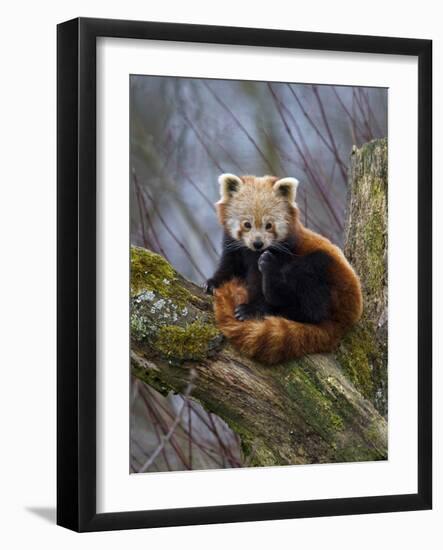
[206,173,363,365]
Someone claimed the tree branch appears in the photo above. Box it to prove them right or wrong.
[131,139,388,466]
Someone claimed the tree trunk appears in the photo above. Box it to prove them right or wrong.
[131,138,388,466]
[338,138,388,415]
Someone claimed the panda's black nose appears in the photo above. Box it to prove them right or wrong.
[253,240,264,250]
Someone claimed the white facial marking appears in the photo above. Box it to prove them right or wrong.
[221,175,299,250]
[226,218,241,239]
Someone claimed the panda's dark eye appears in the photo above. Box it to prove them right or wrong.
[265,222,273,231]
[243,221,252,230]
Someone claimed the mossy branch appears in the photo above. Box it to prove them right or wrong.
[131,139,388,466]
[338,138,388,415]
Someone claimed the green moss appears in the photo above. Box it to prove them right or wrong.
[347,139,387,302]
[212,411,279,466]
[153,321,221,361]
[365,420,384,446]
[280,362,386,462]
[131,362,176,397]
[337,324,375,401]
[187,392,284,466]
[130,246,194,307]
[130,246,222,362]
[283,366,344,441]
[342,139,388,416]
[238,435,278,467]
[360,180,386,297]
[337,441,385,462]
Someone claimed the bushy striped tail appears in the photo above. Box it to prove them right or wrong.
[213,279,344,365]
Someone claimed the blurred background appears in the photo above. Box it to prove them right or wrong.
[130,76,387,474]
[130,76,387,284]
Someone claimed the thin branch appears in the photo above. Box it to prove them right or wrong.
[331,86,363,145]
[143,186,207,280]
[151,397,229,467]
[208,413,226,467]
[197,120,246,174]
[133,176,150,249]
[267,83,343,231]
[353,88,373,142]
[188,402,241,467]
[311,86,348,182]
[179,110,224,172]
[136,386,173,470]
[204,232,220,258]
[260,127,305,172]
[132,170,168,258]
[288,84,347,178]
[139,370,197,473]
[202,81,278,173]
[360,89,383,137]
[135,380,172,471]
[139,387,191,469]
[146,139,220,259]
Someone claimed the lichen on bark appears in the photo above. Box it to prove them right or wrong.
[130,246,388,466]
[131,246,222,363]
[130,139,389,465]
[337,139,388,416]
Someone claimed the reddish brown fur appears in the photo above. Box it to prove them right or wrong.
[213,197,363,365]
[216,175,280,227]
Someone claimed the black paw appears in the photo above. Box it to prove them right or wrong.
[205,278,217,295]
[235,303,264,321]
[258,250,278,274]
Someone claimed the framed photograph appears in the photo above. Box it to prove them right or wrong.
[57,17,432,532]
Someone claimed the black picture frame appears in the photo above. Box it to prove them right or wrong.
[57,17,432,532]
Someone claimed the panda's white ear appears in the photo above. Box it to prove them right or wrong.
[273,177,299,205]
[217,173,243,203]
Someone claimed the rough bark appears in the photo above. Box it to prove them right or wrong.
[131,138,388,466]
[338,139,388,415]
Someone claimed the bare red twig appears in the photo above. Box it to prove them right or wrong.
[331,86,363,144]
[188,402,241,467]
[133,182,150,249]
[142,186,207,280]
[180,110,224,172]
[288,84,347,180]
[202,80,278,174]
[204,232,220,258]
[353,88,373,142]
[138,386,190,469]
[132,170,168,258]
[267,83,343,231]
[311,85,348,182]
[197,119,246,174]
[360,88,383,137]
[260,127,305,172]
[139,370,197,472]
[152,397,228,467]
